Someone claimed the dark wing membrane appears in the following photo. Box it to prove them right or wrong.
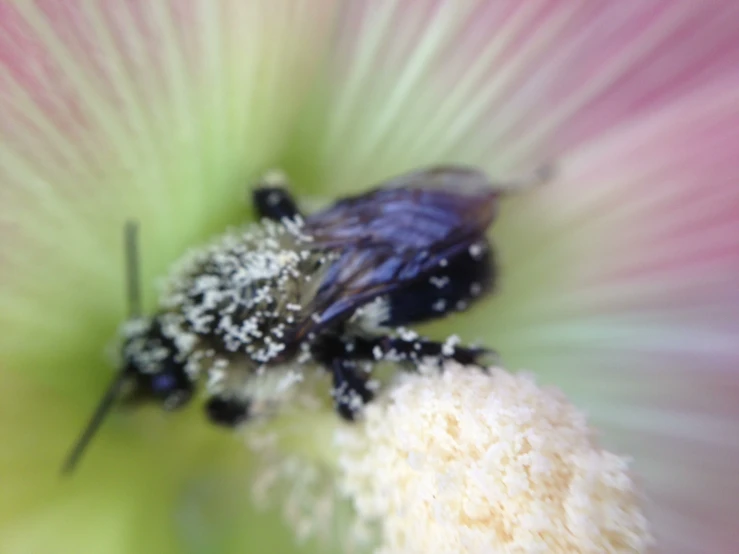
[294,166,498,338]
[303,166,498,250]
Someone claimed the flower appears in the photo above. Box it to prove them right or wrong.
[1,1,738,554]
[336,363,652,554]
[241,362,652,553]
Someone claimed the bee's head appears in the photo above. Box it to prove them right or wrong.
[62,221,194,474]
[120,317,194,411]
[61,316,196,475]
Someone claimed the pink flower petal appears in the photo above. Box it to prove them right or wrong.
[2,2,738,552]
[477,77,739,553]
[292,0,739,185]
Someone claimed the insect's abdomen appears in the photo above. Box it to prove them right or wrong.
[383,239,496,326]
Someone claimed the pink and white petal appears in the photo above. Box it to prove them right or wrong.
[472,79,739,553]
[2,1,737,552]
[286,0,739,189]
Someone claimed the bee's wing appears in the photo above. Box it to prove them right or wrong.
[294,166,498,338]
[303,166,498,250]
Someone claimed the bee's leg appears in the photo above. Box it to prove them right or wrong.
[350,334,496,368]
[311,335,375,420]
[330,358,375,421]
[204,395,251,428]
[252,169,303,222]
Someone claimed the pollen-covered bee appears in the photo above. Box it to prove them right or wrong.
[62,165,551,473]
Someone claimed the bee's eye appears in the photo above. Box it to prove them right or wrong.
[123,362,193,410]
[146,369,193,410]
[151,373,178,395]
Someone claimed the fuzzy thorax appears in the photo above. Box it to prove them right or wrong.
[159,218,325,361]
[121,219,331,407]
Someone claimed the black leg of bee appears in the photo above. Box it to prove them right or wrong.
[346,334,494,368]
[253,171,302,222]
[330,358,375,421]
[311,335,374,420]
[205,396,251,428]
[313,332,491,421]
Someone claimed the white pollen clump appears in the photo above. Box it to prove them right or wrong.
[155,219,325,367]
[335,362,653,554]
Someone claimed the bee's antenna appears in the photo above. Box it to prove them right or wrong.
[60,370,129,474]
[125,220,142,319]
[61,221,142,475]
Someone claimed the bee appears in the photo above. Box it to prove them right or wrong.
[62,165,551,473]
